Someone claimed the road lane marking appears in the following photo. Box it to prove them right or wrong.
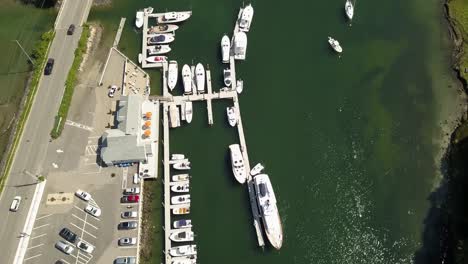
[23,254,42,261]
[31,233,47,240]
[26,243,44,250]
[35,214,53,221]
[65,120,93,131]
[32,223,49,230]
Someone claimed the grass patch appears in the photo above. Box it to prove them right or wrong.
[50,24,90,139]
[447,0,468,82]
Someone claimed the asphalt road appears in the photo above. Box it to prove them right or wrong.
[0,0,92,263]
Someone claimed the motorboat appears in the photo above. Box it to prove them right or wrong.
[185,101,193,123]
[345,0,354,20]
[254,174,283,249]
[328,37,343,53]
[226,107,237,127]
[229,144,247,184]
[171,256,197,264]
[138,53,142,64]
[172,206,190,215]
[221,35,230,63]
[168,61,178,90]
[182,64,192,94]
[169,245,197,257]
[146,56,167,63]
[172,174,190,182]
[239,4,254,32]
[147,34,174,45]
[147,45,171,55]
[144,6,154,14]
[195,63,205,93]
[135,11,144,28]
[233,31,247,60]
[148,24,179,34]
[250,163,265,176]
[170,230,194,242]
[236,79,243,94]
[171,158,189,164]
[171,194,191,205]
[173,162,191,170]
[157,11,192,24]
[172,154,185,160]
[173,219,192,229]
[171,181,190,193]
[223,68,232,87]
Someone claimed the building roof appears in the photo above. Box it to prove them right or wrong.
[117,94,142,135]
[101,130,146,164]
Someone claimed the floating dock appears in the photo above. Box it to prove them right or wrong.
[141,12,165,69]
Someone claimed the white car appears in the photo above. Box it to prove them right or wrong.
[55,240,74,254]
[75,190,91,201]
[85,205,101,217]
[121,211,138,219]
[118,237,137,246]
[10,196,21,212]
[108,85,117,97]
[123,187,140,194]
[77,240,95,254]
[133,173,140,184]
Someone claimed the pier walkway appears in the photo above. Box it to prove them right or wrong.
[113,18,126,47]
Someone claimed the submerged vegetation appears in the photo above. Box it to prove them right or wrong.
[447,0,468,85]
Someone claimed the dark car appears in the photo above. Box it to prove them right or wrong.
[44,58,54,75]
[118,221,138,230]
[121,195,139,203]
[59,227,77,243]
[67,24,75,35]
[114,257,136,264]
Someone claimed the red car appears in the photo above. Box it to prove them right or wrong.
[121,195,139,203]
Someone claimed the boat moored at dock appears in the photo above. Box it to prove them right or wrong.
[229,144,247,184]
[238,4,254,32]
[226,107,237,127]
[148,24,179,34]
[233,31,247,60]
[171,194,191,205]
[182,64,192,94]
[223,68,232,87]
[157,11,192,24]
[173,206,190,215]
[185,101,193,123]
[146,56,167,63]
[171,256,197,264]
[250,163,264,176]
[173,161,191,170]
[135,11,144,28]
[173,219,192,229]
[168,61,178,90]
[328,37,343,53]
[171,154,185,160]
[172,174,189,182]
[170,230,195,242]
[236,79,243,94]
[169,245,197,257]
[171,181,190,193]
[254,174,283,249]
[147,45,171,55]
[148,34,175,44]
[221,35,230,63]
[195,63,205,93]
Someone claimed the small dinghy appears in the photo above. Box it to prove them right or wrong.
[236,79,243,94]
[171,181,190,193]
[138,53,142,64]
[345,0,354,21]
[250,163,265,176]
[170,230,195,242]
[226,107,237,127]
[223,68,232,87]
[171,154,185,160]
[173,219,192,229]
[328,37,343,53]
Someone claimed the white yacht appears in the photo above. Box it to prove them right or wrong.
[345,0,354,20]
[173,219,192,229]
[195,63,205,93]
[157,11,192,24]
[171,194,190,205]
[168,61,178,90]
[147,45,171,55]
[171,181,189,193]
[226,107,237,127]
[221,35,230,63]
[182,64,192,94]
[328,37,343,53]
[169,245,197,257]
[173,162,191,170]
[185,101,193,123]
[254,174,283,249]
[172,154,185,160]
[233,31,247,60]
[147,34,174,45]
[146,56,167,63]
[223,68,232,87]
[170,230,194,242]
[229,144,247,184]
[172,206,190,215]
[171,256,196,264]
[172,174,190,182]
[135,11,144,28]
[250,163,264,176]
[239,4,254,32]
[236,79,243,94]
[148,24,179,34]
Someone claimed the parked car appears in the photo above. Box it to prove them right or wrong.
[55,240,74,254]
[118,237,137,246]
[10,196,21,212]
[108,85,117,97]
[121,195,139,203]
[59,228,77,243]
[44,58,54,75]
[84,205,101,217]
[75,189,91,201]
[118,221,138,230]
[67,24,75,35]
[123,187,140,195]
[77,240,95,254]
[121,211,138,219]
[114,257,136,264]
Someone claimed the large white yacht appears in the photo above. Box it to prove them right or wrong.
[170,230,194,242]
[254,174,283,249]
[185,101,193,123]
[169,245,197,257]
[238,4,254,32]
[221,35,230,63]
[157,11,192,24]
[168,61,178,90]
[229,144,247,184]
[195,63,205,93]
[233,31,247,60]
[345,0,354,20]
[182,64,192,94]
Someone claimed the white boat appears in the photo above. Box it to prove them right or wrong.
[157,11,192,24]
[181,64,192,94]
[172,206,190,215]
[170,230,194,242]
[171,181,190,193]
[195,63,205,93]
[168,61,178,90]
[144,6,154,14]
[239,4,254,32]
[173,219,192,229]
[138,53,142,64]
[233,31,247,60]
[172,154,185,160]
[172,174,190,182]
[250,163,265,176]
[146,56,167,63]
[223,68,232,87]
[345,0,354,20]
[254,174,283,249]
[173,162,191,170]
[135,11,144,28]
[185,101,193,123]
[147,45,171,55]
[148,24,179,34]
[229,144,247,184]
[328,37,343,53]
[148,34,174,45]
[221,35,230,63]
[226,107,237,127]
[171,194,190,205]
[169,245,197,257]
[171,256,197,264]
[236,79,243,94]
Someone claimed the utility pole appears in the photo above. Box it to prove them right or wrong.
[13,40,35,66]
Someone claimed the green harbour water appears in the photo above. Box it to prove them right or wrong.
[90,0,462,263]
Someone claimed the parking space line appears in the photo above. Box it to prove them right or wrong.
[70,223,97,239]
[72,214,99,229]
[32,223,49,230]
[72,213,86,222]
[26,243,44,250]
[35,214,54,221]
[31,233,47,240]
[23,254,42,261]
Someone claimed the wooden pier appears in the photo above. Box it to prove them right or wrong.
[206,69,214,125]
[141,12,164,69]
[113,18,126,47]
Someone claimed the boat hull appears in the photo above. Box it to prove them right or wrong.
[168,61,178,90]
[149,24,179,34]
[182,65,192,94]
[221,35,230,63]
[148,45,171,55]
[157,11,192,24]
[171,182,189,193]
[229,144,247,184]
[195,63,205,93]
[185,101,193,123]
